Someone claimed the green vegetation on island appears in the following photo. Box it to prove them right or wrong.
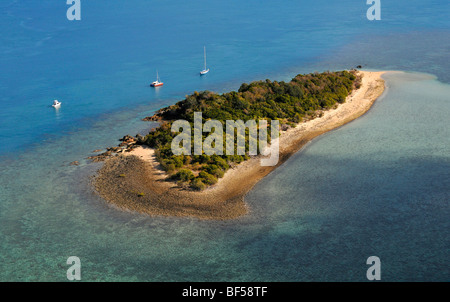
[138,70,360,190]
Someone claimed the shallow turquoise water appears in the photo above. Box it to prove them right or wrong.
[245,72,450,281]
[0,1,449,281]
[0,72,448,281]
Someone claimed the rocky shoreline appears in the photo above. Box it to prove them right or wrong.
[87,134,144,162]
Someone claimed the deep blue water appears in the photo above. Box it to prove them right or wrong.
[0,0,448,281]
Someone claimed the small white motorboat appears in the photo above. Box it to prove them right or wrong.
[52,100,61,108]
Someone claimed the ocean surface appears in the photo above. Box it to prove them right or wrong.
[0,0,449,281]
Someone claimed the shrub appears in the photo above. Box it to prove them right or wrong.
[204,164,225,178]
[227,155,244,164]
[198,171,218,185]
[161,159,176,172]
[190,178,206,191]
[205,164,225,178]
[172,155,184,168]
[183,155,192,165]
[213,168,225,178]
[166,163,176,173]
[211,155,229,170]
[171,169,195,182]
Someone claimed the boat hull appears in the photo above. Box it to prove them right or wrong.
[52,100,61,108]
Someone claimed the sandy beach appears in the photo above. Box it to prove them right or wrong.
[93,70,388,220]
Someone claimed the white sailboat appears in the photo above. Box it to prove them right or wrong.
[200,46,209,75]
[150,70,164,87]
[52,100,61,108]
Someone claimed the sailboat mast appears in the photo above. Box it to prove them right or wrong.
[204,46,207,70]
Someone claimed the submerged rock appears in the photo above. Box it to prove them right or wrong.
[88,151,113,162]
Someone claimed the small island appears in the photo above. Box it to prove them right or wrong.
[92,70,386,220]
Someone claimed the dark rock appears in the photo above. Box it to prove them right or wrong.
[135,134,145,144]
[107,147,121,153]
[119,135,134,142]
[70,161,80,166]
[281,124,290,131]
